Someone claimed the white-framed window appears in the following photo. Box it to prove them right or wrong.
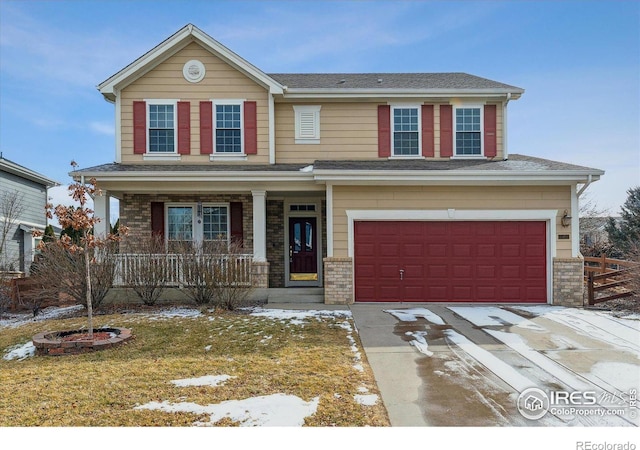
[454,106,483,156]
[213,100,244,154]
[147,100,178,153]
[293,105,321,144]
[391,105,421,157]
[166,203,229,251]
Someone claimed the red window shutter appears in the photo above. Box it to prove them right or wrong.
[177,101,191,155]
[378,105,391,158]
[484,104,497,158]
[440,104,453,158]
[150,202,165,239]
[230,202,243,247]
[200,101,213,155]
[133,101,147,154]
[421,104,434,158]
[244,101,257,155]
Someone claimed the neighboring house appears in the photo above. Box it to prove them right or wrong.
[73,24,604,306]
[580,216,621,248]
[0,155,59,274]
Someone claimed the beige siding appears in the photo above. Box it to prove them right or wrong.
[275,102,379,162]
[331,185,572,257]
[275,101,504,163]
[121,42,269,164]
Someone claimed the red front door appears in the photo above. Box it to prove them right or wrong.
[354,221,547,303]
[289,217,318,281]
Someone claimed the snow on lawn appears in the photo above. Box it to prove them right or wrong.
[3,341,36,361]
[135,393,320,426]
[171,375,235,387]
[247,308,351,326]
[0,305,84,329]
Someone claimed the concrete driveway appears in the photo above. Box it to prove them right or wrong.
[349,303,639,427]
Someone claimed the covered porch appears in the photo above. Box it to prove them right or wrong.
[83,164,329,298]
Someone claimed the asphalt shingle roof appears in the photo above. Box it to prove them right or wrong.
[268,73,523,91]
[73,155,601,175]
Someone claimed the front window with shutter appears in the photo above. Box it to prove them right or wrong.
[149,103,176,153]
[294,105,321,144]
[392,106,420,156]
[455,107,482,156]
[215,102,243,153]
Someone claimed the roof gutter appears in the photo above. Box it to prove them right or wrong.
[577,174,593,197]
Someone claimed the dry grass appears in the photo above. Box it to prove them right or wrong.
[0,307,390,427]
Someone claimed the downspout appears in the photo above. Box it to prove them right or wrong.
[571,174,593,258]
[503,93,511,160]
[577,174,593,197]
[268,90,276,164]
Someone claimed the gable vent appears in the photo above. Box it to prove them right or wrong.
[293,105,321,143]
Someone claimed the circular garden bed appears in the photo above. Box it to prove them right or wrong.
[33,327,133,356]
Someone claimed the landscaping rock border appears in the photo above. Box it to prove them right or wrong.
[33,327,133,356]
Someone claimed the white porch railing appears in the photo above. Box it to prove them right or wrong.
[114,253,253,287]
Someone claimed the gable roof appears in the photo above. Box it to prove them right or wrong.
[98,24,523,102]
[0,156,59,188]
[97,24,285,101]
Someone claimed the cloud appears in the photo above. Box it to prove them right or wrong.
[89,121,115,136]
[0,4,150,92]
[203,2,503,71]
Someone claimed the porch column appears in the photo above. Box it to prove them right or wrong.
[93,190,110,238]
[252,190,267,262]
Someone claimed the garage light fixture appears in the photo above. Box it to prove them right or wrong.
[561,210,572,228]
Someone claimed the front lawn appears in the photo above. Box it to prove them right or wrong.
[0,306,390,426]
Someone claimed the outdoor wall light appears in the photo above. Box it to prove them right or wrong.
[561,209,572,227]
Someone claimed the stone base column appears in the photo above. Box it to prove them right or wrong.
[323,257,353,305]
[251,261,270,289]
[553,256,585,307]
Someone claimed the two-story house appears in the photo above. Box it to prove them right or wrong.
[0,155,59,275]
[73,24,604,306]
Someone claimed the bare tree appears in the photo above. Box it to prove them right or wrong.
[579,193,611,257]
[0,190,25,270]
[33,161,128,338]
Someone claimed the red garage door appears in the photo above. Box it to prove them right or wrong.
[354,221,547,303]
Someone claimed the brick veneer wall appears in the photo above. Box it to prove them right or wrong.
[553,257,585,307]
[120,193,253,252]
[266,199,284,288]
[324,257,353,304]
[251,261,270,289]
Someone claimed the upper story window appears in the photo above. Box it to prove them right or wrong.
[215,101,243,154]
[455,107,482,156]
[148,102,177,153]
[392,106,420,156]
[293,105,321,144]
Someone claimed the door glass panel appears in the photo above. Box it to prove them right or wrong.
[305,222,313,251]
[167,207,193,241]
[293,223,301,252]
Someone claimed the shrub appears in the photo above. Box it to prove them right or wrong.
[121,235,168,306]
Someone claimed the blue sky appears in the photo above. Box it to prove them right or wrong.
[0,0,638,224]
